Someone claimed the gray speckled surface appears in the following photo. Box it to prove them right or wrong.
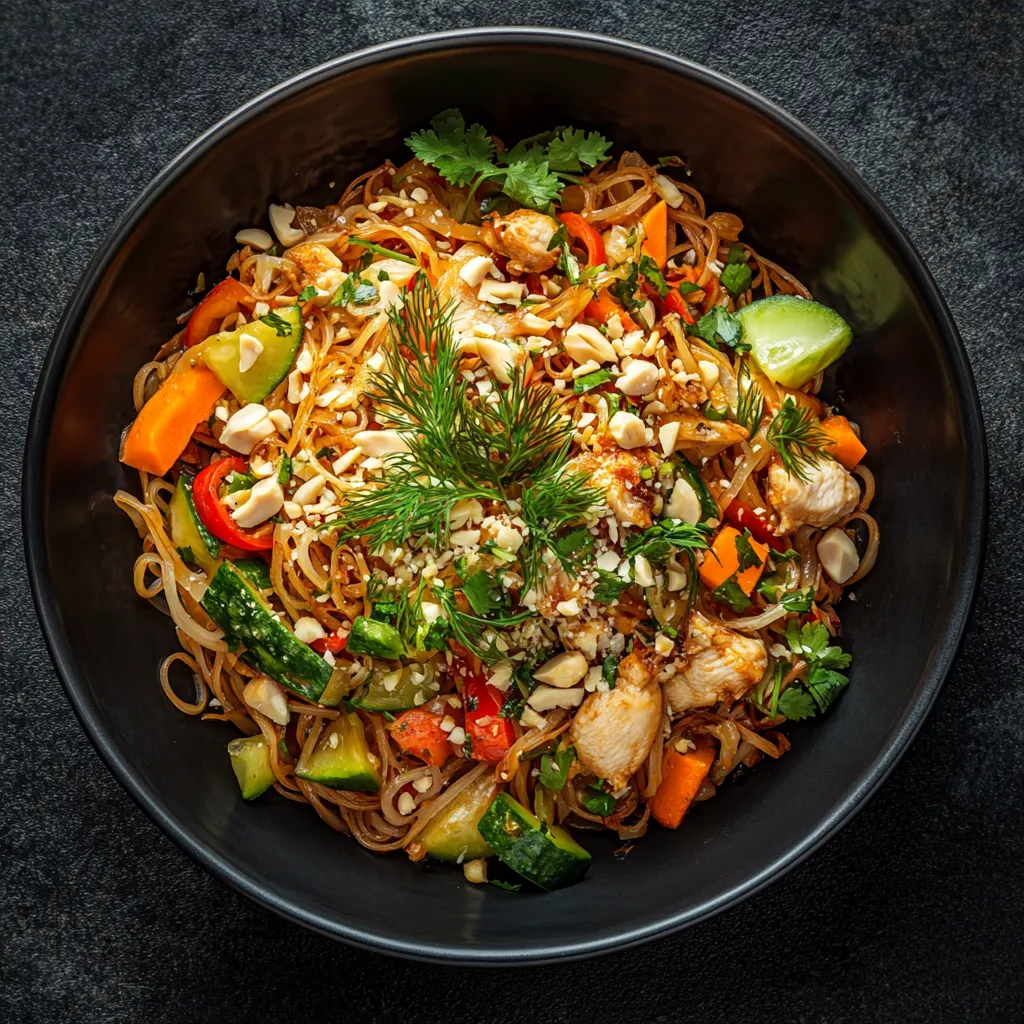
[3,1,1023,1021]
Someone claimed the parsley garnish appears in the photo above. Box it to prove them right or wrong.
[679,281,700,295]
[593,569,629,604]
[609,260,643,311]
[573,368,615,394]
[225,471,254,494]
[329,276,379,307]
[767,398,831,481]
[734,529,761,571]
[406,111,610,215]
[688,306,748,353]
[580,782,616,817]
[776,621,853,720]
[623,520,711,566]
[297,285,317,302]
[460,569,510,616]
[259,311,293,337]
[720,262,752,297]
[639,255,669,298]
[539,745,575,792]
[277,455,293,485]
[712,578,752,613]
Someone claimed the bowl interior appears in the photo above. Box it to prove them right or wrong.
[28,32,983,961]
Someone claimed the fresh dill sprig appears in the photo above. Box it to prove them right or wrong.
[435,584,531,663]
[622,520,712,565]
[767,398,832,481]
[734,360,765,438]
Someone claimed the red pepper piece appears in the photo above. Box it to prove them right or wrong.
[452,657,515,764]
[722,497,788,553]
[184,278,250,348]
[557,211,607,266]
[309,632,348,655]
[191,456,274,551]
[661,288,697,324]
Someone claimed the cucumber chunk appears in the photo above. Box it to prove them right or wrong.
[476,793,591,891]
[353,662,439,712]
[170,473,220,571]
[201,561,331,702]
[346,616,406,659]
[295,711,381,792]
[740,295,852,388]
[201,305,303,404]
[421,773,496,862]
[227,735,275,800]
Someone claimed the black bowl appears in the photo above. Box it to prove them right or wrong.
[23,28,985,963]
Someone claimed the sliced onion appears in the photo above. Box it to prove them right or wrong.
[712,603,790,632]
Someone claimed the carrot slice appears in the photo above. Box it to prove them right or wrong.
[121,364,225,476]
[585,289,640,333]
[698,525,769,595]
[651,747,715,829]
[821,415,867,469]
[387,709,452,768]
[640,200,668,269]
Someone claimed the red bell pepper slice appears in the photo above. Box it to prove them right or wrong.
[722,497,788,553]
[184,277,251,348]
[309,632,348,655]
[451,657,515,764]
[557,211,606,266]
[388,709,453,768]
[661,288,696,324]
[191,456,274,551]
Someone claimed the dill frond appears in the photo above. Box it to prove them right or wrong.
[435,585,531,663]
[767,397,831,481]
[734,360,765,439]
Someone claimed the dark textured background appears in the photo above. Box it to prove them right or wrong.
[3,1,1022,1021]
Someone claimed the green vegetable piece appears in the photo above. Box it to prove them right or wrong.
[421,773,497,862]
[462,570,509,616]
[170,474,220,571]
[740,295,853,388]
[227,735,275,800]
[201,304,303,403]
[580,783,616,817]
[476,793,591,891]
[573,368,615,394]
[346,616,406,659]
[353,663,439,712]
[295,711,381,792]
[602,655,619,689]
[538,745,575,792]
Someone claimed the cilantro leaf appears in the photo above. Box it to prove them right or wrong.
[573,368,615,394]
[259,311,293,337]
[461,570,509,617]
[502,159,561,209]
[580,783,616,817]
[553,527,594,560]
[539,745,575,792]
[734,529,761,571]
[593,569,629,604]
[777,687,817,721]
[639,255,669,298]
[602,655,619,689]
[489,879,522,892]
[225,471,254,494]
[806,667,849,713]
[544,127,612,172]
[780,587,814,612]
[679,281,701,295]
[689,306,748,353]
[720,261,752,297]
[712,578,752,613]
[405,109,496,186]
[297,285,317,301]
[609,260,642,311]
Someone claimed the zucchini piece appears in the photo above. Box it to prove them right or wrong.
[233,557,272,591]
[295,711,381,792]
[201,561,331,702]
[227,734,275,800]
[353,663,439,712]
[201,305,303,404]
[421,773,496,863]
[739,295,852,389]
[346,616,405,659]
[170,473,220,571]
[476,793,591,891]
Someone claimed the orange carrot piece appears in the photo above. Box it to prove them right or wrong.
[121,364,226,476]
[698,525,769,595]
[651,747,715,829]
[640,200,668,269]
[585,290,639,333]
[821,415,867,469]
[387,709,452,768]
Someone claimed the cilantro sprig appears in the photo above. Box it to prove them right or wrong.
[407,110,611,216]
[776,621,853,721]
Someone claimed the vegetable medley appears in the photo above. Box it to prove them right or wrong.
[116,111,878,892]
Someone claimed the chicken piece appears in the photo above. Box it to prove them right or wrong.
[436,243,553,340]
[559,616,613,662]
[565,446,660,528]
[489,209,560,274]
[569,649,663,790]
[662,611,767,714]
[287,242,345,303]
[766,457,860,535]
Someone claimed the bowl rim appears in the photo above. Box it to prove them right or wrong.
[22,26,987,965]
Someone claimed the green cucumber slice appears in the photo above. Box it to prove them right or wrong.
[346,616,405,659]
[201,561,331,702]
[421,773,496,863]
[476,792,591,891]
[170,473,220,571]
[227,735,275,800]
[295,711,381,792]
[739,295,852,388]
[353,662,439,712]
[201,305,303,403]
